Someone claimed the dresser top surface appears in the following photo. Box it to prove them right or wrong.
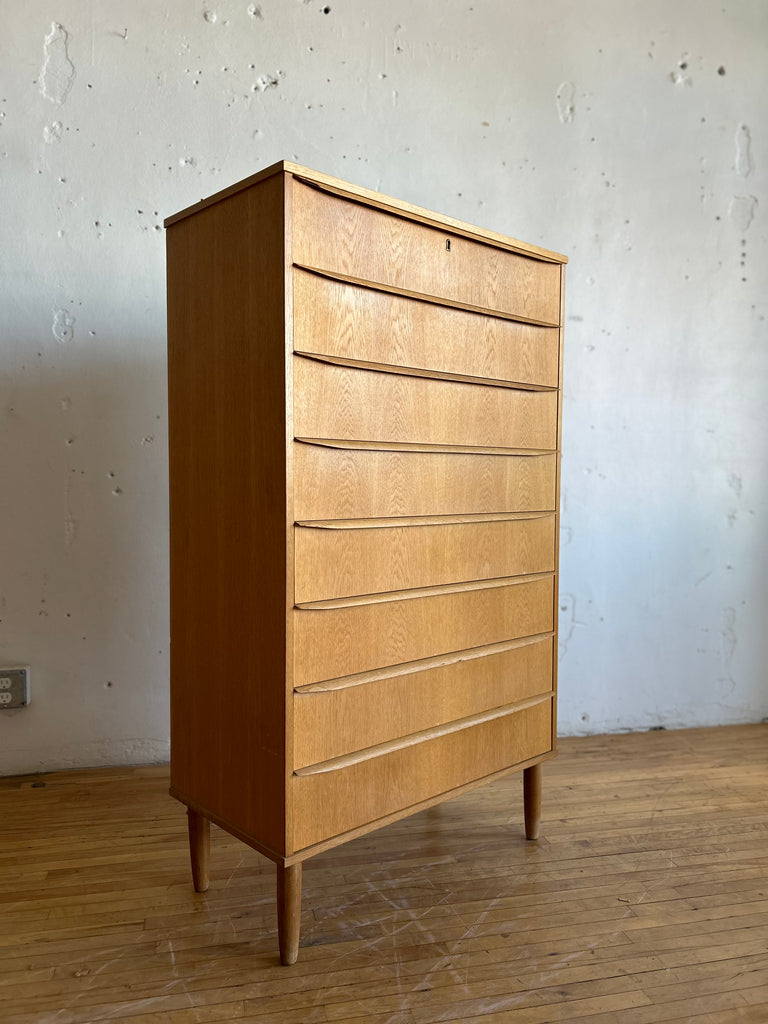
[164,160,568,265]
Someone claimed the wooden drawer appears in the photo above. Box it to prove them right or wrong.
[292,182,561,325]
[293,575,554,686]
[293,270,560,389]
[292,698,553,849]
[294,635,554,769]
[293,444,557,520]
[293,356,557,450]
[294,514,555,603]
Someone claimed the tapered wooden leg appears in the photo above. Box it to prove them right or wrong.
[187,808,210,892]
[523,763,542,840]
[277,862,302,966]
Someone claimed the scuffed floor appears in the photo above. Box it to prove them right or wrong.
[2,725,767,1023]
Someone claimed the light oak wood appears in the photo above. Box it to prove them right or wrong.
[166,159,568,264]
[293,355,558,449]
[294,514,555,603]
[166,163,565,962]
[166,171,289,855]
[292,181,561,324]
[295,694,553,776]
[293,269,560,388]
[294,443,557,519]
[523,761,543,840]
[3,724,765,1019]
[276,862,302,966]
[292,699,553,848]
[294,636,554,768]
[293,575,554,687]
[187,809,210,892]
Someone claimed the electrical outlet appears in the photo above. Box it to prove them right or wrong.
[0,668,30,709]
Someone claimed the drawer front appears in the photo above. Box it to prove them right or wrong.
[293,356,557,450]
[293,575,554,686]
[292,699,553,849]
[294,635,554,769]
[294,444,557,520]
[292,182,561,325]
[293,270,560,388]
[295,515,555,604]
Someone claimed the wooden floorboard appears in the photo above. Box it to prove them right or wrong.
[0,724,766,1023]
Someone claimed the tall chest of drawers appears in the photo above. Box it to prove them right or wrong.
[165,162,566,964]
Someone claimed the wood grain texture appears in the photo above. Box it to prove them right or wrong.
[291,699,553,849]
[167,171,289,855]
[166,160,568,263]
[294,635,554,768]
[524,762,543,841]
[295,694,553,776]
[294,514,555,603]
[187,809,210,892]
[294,444,557,519]
[3,726,764,1020]
[292,182,561,325]
[550,262,566,753]
[166,164,566,958]
[276,862,302,966]
[293,356,558,450]
[293,269,560,388]
[293,576,554,686]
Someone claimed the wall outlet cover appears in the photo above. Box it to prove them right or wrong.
[0,667,30,709]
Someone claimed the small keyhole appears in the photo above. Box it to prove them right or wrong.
[445,239,451,251]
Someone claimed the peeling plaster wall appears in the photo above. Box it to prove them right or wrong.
[1,0,766,773]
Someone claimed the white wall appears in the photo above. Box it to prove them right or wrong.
[1,0,766,774]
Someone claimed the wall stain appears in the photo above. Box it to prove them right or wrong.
[558,593,585,659]
[720,607,737,692]
[40,23,75,105]
[727,472,743,497]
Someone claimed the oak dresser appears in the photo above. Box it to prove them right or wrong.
[165,161,566,964]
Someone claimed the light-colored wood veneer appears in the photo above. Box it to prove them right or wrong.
[293,269,561,388]
[165,161,566,963]
[294,513,555,603]
[293,355,558,449]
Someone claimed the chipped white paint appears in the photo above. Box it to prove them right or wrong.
[728,194,757,231]
[40,22,75,105]
[51,309,75,343]
[669,60,693,86]
[64,512,78,546]
[253,70,284,92]
[734,123,753,177]
[555,81,575,124]
[0,0,766,773]
[43,120,63,144]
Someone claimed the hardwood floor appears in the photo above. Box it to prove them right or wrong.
[1,724,766,1023]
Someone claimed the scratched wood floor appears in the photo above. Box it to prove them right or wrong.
[1,724,767,1024]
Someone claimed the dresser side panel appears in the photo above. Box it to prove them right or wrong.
[167,174,289,855]
[551,263,566,751]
